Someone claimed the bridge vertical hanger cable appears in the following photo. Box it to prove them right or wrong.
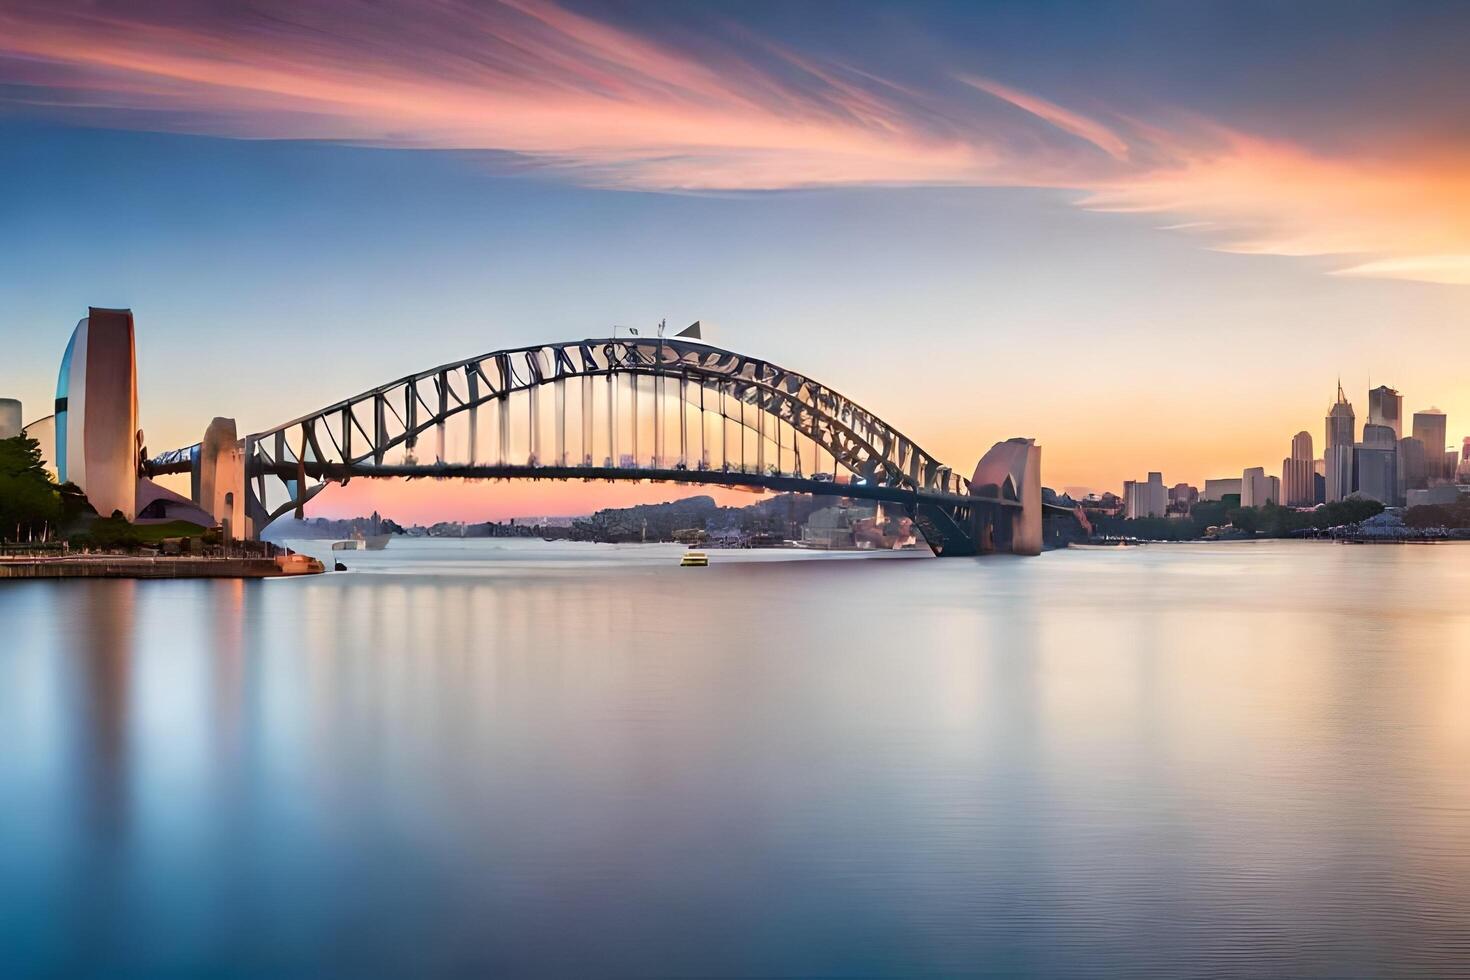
[497,394,509,468]
[554,377,566,467]
[467,370,479,465]
[629,371,638,467]
[581,375,593,467]
[679,374,688,467]
[606,369,616,468]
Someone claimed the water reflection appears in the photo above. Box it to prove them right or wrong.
[70,581,135,843]
[2,540,1470,976]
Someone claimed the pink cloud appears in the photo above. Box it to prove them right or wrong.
[1,0,1466,284]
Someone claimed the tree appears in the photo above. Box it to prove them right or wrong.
[0,434,62,542]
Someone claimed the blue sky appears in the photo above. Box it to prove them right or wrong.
[1,1,1467,515]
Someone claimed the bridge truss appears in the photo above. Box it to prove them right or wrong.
[149,337,1034,555]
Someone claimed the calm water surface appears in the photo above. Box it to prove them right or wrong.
[3,540,1470,977]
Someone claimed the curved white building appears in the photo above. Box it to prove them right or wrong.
[55,309,140,520]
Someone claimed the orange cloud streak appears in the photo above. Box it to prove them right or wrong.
[1,0,1466,284]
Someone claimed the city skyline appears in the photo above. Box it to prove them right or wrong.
[1113,375,1464,516]
[3,1,1468,522]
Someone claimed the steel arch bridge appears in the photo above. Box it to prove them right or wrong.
[148,337,1062,555]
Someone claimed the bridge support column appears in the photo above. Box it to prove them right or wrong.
[971,438,1042,556]
[197,417,248,541]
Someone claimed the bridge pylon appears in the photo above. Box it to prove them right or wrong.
[969,438,1043,556]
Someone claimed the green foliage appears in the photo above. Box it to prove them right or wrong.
[0,434,62,541]
[81,515,143,551]
[1097,496,1386,541]
[57,482,95,523]
[1404,494,1470,529]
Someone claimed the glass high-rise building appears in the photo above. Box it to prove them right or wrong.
[1412,408,1448,481]
[1368,385,1403,440]
[1324,382,1356,502]
[1355,424,1400,505]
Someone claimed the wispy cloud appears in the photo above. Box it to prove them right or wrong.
[959,75,1130,160]
[1,0,1466,284]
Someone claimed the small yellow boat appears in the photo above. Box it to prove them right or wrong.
[680,550,709,567]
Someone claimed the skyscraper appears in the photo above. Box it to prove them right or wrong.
[1411,408,1448,481]
[1397,436,1426,499]
[1368,385,1403,440]
[1355,423,1399,504]
[1324,381,1356,503]
[1283,430,1315,506]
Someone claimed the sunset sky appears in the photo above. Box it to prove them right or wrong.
[2,0,1467,522]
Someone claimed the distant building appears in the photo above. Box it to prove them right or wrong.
[1397,436,1427,498]
[1241,467,1278,507]
[1368,385,1403,439]
[1411,408,1449,481]
[1123,471,1167,519]
[0,398,20,439]
[1167,482,1198,515]
[1325,381,1356,503]
[1367,385,1401,433]
[1353,428,1399,505]
[1080,491,1122,516]
[1202,478,1242,502]
[1460,438,1470,482]
[1283,430,1315,506]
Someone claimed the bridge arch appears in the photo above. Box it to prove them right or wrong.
[148,336,1063,554]
[154,338,968,521]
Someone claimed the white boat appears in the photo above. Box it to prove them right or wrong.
[333,528,390,551]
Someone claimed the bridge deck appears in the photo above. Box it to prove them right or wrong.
[242,462,1024,510]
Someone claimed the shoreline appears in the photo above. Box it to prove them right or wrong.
[0,554,324,579]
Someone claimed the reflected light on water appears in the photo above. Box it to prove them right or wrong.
[2,539,1470,976]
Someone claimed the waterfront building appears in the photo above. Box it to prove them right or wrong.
[1367,385,1403,440]
[1202,477,1242,502]
[1325,382,1356,502]
[1123,471,1167,519]
[1241,467,1278,507]
[1283,430,1315,506]
[55,309,140,520]
[1397,436,1427,498]
[0,398,20,439]
[1460,438,1470,482]
[1411,408,1448,480]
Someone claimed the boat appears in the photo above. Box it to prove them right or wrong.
[332,526,390,551]
[680,551,709,567]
